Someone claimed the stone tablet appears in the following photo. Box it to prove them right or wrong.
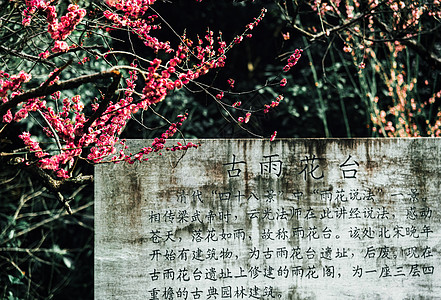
[95,139,441,299]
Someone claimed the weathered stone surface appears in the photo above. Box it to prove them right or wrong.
[95,139,441,299]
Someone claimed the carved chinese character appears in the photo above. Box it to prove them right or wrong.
[260,154,283,177]
[299,155,324,180]
[223,154,246,177]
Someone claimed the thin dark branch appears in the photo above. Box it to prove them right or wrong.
[15,162,94,214]
[402,39,441,70]
[288,1,386,43]
[80,71,122,135]
[0,69,122,117]
[373,17,441,70]
[0,45,56,67]
[36,109,62,154]
[46,45,107,60]
[41,60,72,89]
[24,164,93,192]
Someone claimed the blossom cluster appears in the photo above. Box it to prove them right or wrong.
[1,69,116,178]
[19,125,80,179]
[106,0,155,19]
[46,4,86,40]
[23,2,86,40]
[22,2,86,56]
[22,0,48,26]
[264,95,284,113]
[1,71,34,123]
[15,93,86,178]
[103,10,172,53]
[119,113,199,164]
[283,49,302,72]
[0,71,32,99]
[52,41,70,53]
[19,132,47,158]
[224,8,266,48]
[238,112,251,123]
[2,1,283,179]
[246,8,267,30]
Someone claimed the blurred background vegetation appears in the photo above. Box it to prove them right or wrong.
[1,0,440,298]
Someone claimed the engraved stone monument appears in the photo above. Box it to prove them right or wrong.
[95,138,441,299]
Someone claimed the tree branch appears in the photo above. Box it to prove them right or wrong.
[401,39,441,70]
[80,70,122,135]
[1,199,93,245]
[25,164,93,192]
[36,109,62,154]
[0,45,57,68]
[46,45,107,60]
[23,164,93,214]
[287,1,386,42]
[373,17,441,70]
[0,69,122,118]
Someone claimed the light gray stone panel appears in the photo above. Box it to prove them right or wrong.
[95,139,441,299]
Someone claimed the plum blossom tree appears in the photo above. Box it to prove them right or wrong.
[0,0,298,212]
